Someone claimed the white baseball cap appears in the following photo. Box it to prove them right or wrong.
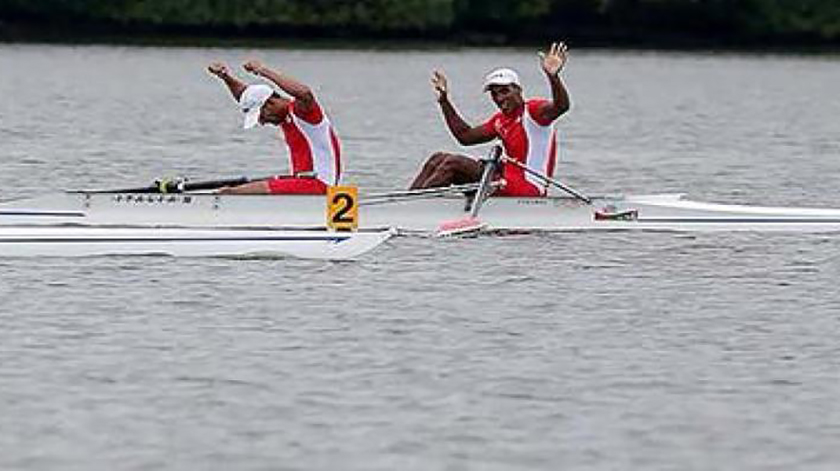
[483,68,521,91]
[239,84,273,129]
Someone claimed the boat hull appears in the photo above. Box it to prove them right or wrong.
[0,226,393,259]
[3,192,840,233]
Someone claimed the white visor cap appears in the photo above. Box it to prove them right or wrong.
[239,84,274,129]
[483,68,521,91]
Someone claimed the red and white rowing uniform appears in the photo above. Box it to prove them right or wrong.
[482,98,558,197]
[268,97,342,194]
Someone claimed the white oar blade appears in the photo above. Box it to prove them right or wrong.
[436,216,487,237]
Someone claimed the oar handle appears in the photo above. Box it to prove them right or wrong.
[173,176,252,193]
[481,145,503,164]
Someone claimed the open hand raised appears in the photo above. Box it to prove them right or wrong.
[538,42,568,76]
[431,70,448,100]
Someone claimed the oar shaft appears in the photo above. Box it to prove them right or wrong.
[178,177,251,192]
[470,146,503,217]
[366,182,483,199]
[88,176,255,194]
[502,157,591,204]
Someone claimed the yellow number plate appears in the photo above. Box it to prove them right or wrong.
[326,185,359,231]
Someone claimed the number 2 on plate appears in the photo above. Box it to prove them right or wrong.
[327,186,358,231]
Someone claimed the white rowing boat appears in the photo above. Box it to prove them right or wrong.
[0,225,394,259]
[4,189,840,234]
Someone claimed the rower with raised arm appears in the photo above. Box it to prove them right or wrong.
[410,42,570,197]
[207,60,341,194]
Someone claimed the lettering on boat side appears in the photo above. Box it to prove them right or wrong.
[517,199,548,206]
[112,194,195,205]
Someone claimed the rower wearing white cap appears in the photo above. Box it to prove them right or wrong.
[410,42,570,197]
[208,60,341,194]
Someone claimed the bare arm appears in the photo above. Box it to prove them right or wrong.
[431,70,495,146]
[244,59,315,115]
[536,42,571,123]
[207,62,247,101]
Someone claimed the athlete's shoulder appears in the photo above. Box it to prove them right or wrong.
[292,96,325,125]
[525,98,555,126]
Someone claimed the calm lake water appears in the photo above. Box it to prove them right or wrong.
[1,43,840,470]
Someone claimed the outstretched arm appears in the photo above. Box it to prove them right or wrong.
[537,42,571,123]
[431,70,495,146]
[244,59,315,115]
[208,62,247,101]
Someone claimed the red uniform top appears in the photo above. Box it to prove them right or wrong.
[279,98,342,186]
[482,98,558,197]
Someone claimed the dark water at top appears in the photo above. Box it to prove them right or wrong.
[1,44,839,470]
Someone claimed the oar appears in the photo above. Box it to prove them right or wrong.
[502,157,641,220]
[86,176,257,194]
[364,182,485,201]
[436,145,503,236]
[501,156,592,204]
